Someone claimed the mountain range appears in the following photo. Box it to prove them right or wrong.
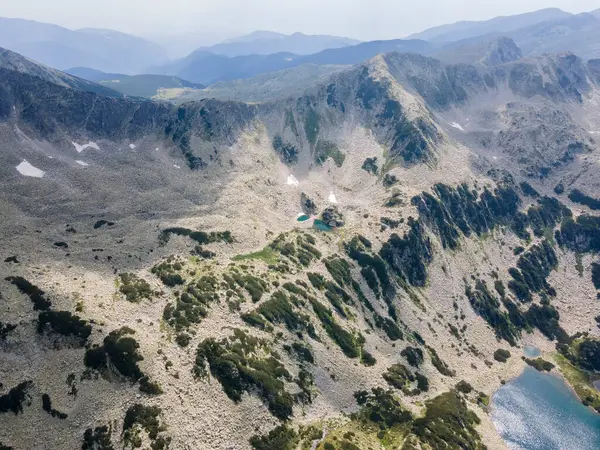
[2,7,600,450]
[0,18,168,73]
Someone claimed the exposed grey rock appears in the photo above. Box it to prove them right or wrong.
[301,193,317,216]
[482,37,523,66]
[321,206,344,228]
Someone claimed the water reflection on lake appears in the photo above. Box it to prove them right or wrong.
[492,367,600,450]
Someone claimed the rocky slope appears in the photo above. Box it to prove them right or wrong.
[1,45,600,450]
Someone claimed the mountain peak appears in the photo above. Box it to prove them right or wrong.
[482,36,523,66]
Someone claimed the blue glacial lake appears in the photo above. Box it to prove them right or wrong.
[491,367,600,450]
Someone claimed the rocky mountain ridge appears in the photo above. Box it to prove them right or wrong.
[1,44,600,450]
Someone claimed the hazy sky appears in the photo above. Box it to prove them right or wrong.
[0,0,597,41]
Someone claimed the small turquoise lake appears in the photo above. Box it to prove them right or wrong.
[492,367,600,450]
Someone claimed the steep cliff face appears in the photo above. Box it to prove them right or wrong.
[1,46,600,450]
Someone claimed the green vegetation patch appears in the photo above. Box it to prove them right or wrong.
[163,275,219,330]
[383,364,429,396]
[233,247,280,265]
[465,280,519,346]
[193,329,295,420]
[118,273,154,303]
[524,357,555,372]
[159,227,233,246]
[362,157,379,175]
[84,327,161,395]
[123,404,171,449]
[314,141,345,167]
[250,425,299,450]
[309,298,362,359]
[151,259,185,287]
[494,349,511,363]
[82,425,114,450]
[554,351,600,413]
[251,290,316,338]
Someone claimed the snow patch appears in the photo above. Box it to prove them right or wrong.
[328,192,337,204]
[16,160,45,178]
[72,141,100,153]
[450,122,465,131]
[174,164,181,169]
[287,174,299,186]
[590,131,599,134]
[76,160,89,166]
[129,144,136,149]
[155,147,160,151]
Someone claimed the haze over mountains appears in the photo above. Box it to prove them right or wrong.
[2,7,600,94]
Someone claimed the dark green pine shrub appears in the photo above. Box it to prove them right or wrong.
[151,261,184,287]
[382,174,398,188]
[465,280,519,346]
[82,425,114,450]
[592,263,600,290]
[380,218,432,287]
[84,327,159,393]
[455,380,473,394]
[353,387,412,428]
[426,346,455,377]
[175,333,191,347]
[193,329,295,420]
[118,273,153,302]
[249,425,299,450]
[309,298,361,359]
[411,391,485,450]
[493,349,511,363]
[508,240,558,302]
[576,338,600,372]
[123,404,169,448]
[0,381,32,415]
[568,189,600,210]
[361,157,378,175]
[139,376,163,395]
[520,182,539,198]
[159,227,233,246]
[361,349,377,367]
[412,183,520,250]
[524,357,555,372]
[560,215,600,253]
[401,347,424,367]
[255,291,315,337]
[525,303,568,343]
[373,314,403,341]
[37,310,92,344]
[526,196,569,237]
[162,276,220,330]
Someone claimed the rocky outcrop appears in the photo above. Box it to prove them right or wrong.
[320,206,344,228]
[482,37,523,66]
